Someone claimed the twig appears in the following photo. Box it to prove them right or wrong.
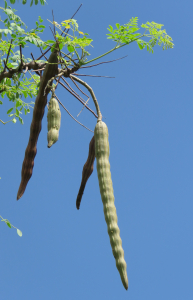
[28,70,39,84]
[3,39,13,72]
[60,4,83,37]
[70,76,89,99]
[30,53,41,76]
[49,25,57,42]
[35,4,83,62]
[70,75,102,121]
[70,76,90,116]
[30,67,45,73]
[23,66,28,74]
[0,119,12,124]
[57,79,97,118]
[54,94,93,133]
[61,76,86,103]
[80,55,128,69]
[36,47,51,61]
[37,43,48,61]
[73,73,115,78]
[19,44,23,66]
[3,60,11,71]
[77,97,90,117]
[71,3,83,19]
[52,9,56,36]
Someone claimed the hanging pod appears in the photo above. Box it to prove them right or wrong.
[17,48,59,200]
[47,96,61,148]
[94,120,128,290]
[76,135,95,209]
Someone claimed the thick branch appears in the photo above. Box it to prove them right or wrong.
[0,61,46,82]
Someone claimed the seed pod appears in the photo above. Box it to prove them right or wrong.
[17,46,59,200]
[76,136,95,209]
[47,96,61,148]
[94,120,128,290]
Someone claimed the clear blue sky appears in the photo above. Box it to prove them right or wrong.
[1,0,193,299]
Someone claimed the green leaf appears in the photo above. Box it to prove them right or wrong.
[38,16,43,23]
[108,25,113,32]
[17,229,22,237]
[23,91,28,98]
[12,118,16,123]
[59,43,63,50]
[6,221,11,228]
[0,29,12,36]
[116,23,120,29]
[0,101,3,105]
[67,45,74,52]
[7,107,13,114]
[138,43,143,50]
[47,40,55,44]
[19,117,24,124]
[40,0,46,5]
[5,1,7,9]
[15,108,20,117]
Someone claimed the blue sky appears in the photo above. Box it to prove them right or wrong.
[1,0,193,299]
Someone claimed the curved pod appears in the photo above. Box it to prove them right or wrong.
[76,136,95,209]
[47,97,61,148]
[94,120,128,290]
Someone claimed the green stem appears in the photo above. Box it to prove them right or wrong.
[83,35,144,66]
[0,119,12,124]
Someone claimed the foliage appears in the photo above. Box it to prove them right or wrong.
[0,2,46,123]
[8,0,47,6]
[0,2,173,125]
[107,17,174,53]
[0,214,22,236]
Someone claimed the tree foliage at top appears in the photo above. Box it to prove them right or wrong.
[8,0,46,6]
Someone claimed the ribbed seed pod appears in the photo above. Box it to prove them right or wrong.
[76,136,95,209]
[94,120,128,290]
[17,46,59,200]
[47,96,61,148]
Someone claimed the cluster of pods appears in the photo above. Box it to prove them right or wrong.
[17,46,128,290]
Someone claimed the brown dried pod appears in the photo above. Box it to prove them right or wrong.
[76,136,95,209]
[17,46,59,200]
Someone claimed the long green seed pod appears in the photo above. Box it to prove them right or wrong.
[94,120,128,290]
[47,96,61,148]
[76,136,95,210]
